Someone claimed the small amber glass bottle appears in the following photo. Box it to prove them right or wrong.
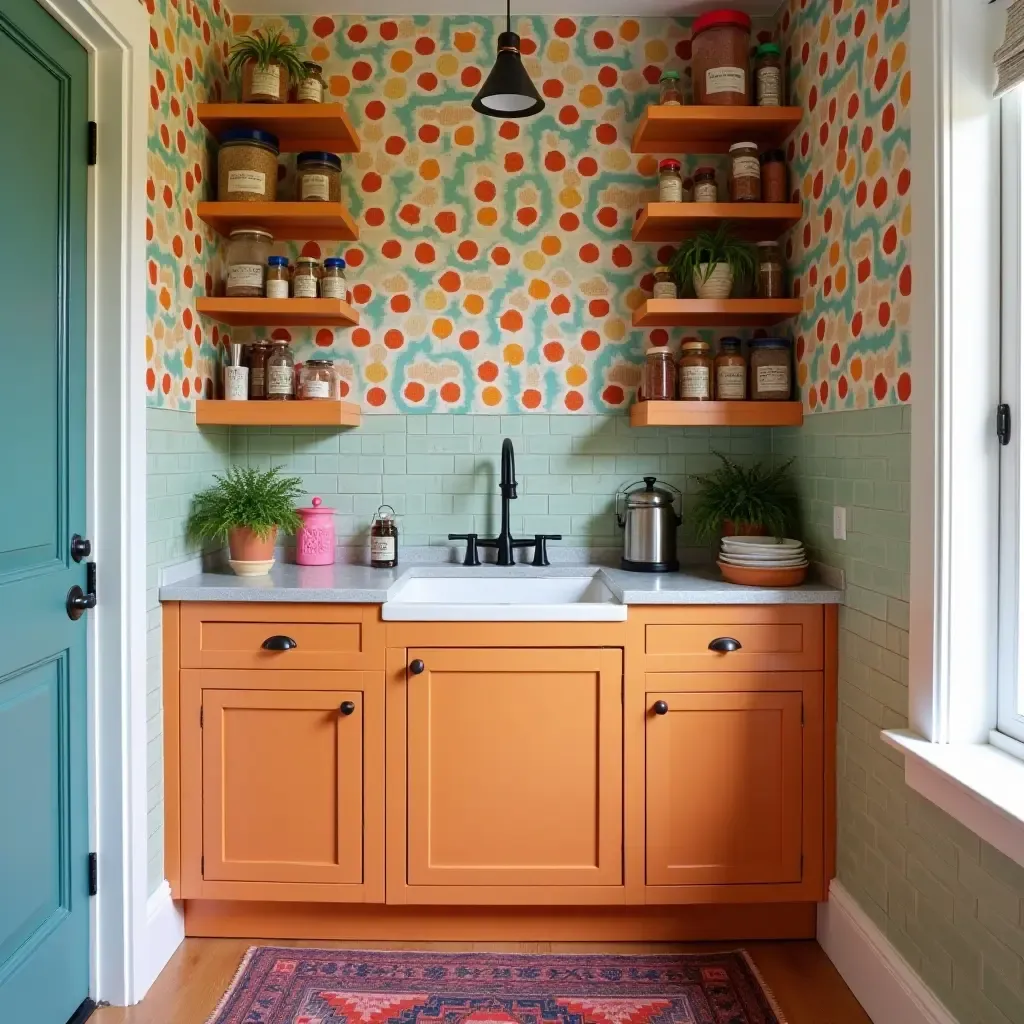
[370,504,398,568]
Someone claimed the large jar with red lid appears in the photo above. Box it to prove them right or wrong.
[295,496,336,565]
[690,9,752,106]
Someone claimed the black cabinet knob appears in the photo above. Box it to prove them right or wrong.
[653,700,669,715]
[262,635,298,651]
[708,637,742,653]
[339,701,356,716]
[70,534,91,562]
[409,659,425,675]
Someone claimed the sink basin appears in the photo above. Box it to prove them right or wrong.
[382,572,625,621]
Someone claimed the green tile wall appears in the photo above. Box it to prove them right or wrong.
[775,408,1024,1024]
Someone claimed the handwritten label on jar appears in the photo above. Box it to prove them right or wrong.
[293,276,318,298]
[680,365,711,400]
[693,181,718,203]
[301,174,330,201]
[297,78,323,102]
[226,264,263,291]
[370,536,396,561]
[732,155,761,179]
[705,67,745,96]
[267,364,293,396]
[250,65,281,98]
[266,279,289,299]
[716,365,746,400]
[303,379,331,399]
[226,169,266,195]
[652,281,678,299]
[321,277,346,300]
[757,66,782,105]
[659,177,683,203]
[756,365,790,393]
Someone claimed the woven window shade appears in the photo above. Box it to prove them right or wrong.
[996,0,1024,95]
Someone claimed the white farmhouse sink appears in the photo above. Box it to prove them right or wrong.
[382,572,625,621]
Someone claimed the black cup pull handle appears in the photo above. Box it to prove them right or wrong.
[653,700,669,715]
[708,637,742,654]
[340,701,356,716]
[262,635,298,651]
[410,659,425,675]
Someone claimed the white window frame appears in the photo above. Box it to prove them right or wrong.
[885,0,1024,871]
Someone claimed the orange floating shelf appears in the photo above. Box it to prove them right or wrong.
[631,106,803,155]
[195,400,361,427]
[630,401,803,428]
[632,202,803,243]
[196,297,359,328]
[197,103,360,153]
[196,201,359,241]
[632,298,802,328]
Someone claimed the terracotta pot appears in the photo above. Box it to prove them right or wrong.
[241,59,290,103]
[721,520,769,537]
[693,263,734,299]
[228,526,278,561]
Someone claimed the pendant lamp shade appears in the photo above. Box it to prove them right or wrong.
[472,30,545,119]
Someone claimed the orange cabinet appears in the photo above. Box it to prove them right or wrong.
[388,646,624,903]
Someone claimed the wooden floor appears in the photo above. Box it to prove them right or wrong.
[94,938,869,1024]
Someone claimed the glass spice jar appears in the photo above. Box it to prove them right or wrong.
[715,337,746,400]
[248,339,272,399]
[297,61,325,103]
[652,265,678,300]
[658,158,685,203]
[370,505,399,568]
[292,256,320,298]
[690,9,751,106]
[300,359,336,400]
[266,341,295,400]
[643,350,677,401]
[692,166,718,203]
[678,339,714,401]
[760,149,788,203]
[756,241,786,298]
[296,151,342,202]
[729,141,761,202]
[659,69,684,106]
[225,227,273,297]
[321,257,347,300]
[217,129,279,202]
[749,337,792,400]
[755,43,783,106]
[265,255,290,299]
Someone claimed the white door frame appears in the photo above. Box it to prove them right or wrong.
[33,0,159,1005]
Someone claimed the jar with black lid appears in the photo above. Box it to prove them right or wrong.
[370,505,399,568]
[692,166,718,203]
[248,339,272,400]
[297,61,325,103]
[749,337,792,400]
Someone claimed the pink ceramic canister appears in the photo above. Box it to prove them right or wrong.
[295,497,336,565]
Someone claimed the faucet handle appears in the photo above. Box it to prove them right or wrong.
[531,534,562,568]
[448,533,481,567]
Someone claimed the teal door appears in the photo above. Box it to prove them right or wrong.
[0,0,90,1021]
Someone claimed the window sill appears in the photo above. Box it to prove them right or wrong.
[882,729,1024,869]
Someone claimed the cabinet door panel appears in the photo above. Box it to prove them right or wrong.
[407,648,622,887]
[646,690,803,886]
[202,689,362,885]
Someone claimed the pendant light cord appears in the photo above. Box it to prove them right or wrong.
[507,0,511,34]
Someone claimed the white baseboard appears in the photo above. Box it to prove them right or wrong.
[137,881,184,999]
[817,881,957,1024]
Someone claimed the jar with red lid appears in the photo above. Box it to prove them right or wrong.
[295,496,336,565]
[658,159,685,203]
[691,9,751,106]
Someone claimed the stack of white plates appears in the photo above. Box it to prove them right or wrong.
[719,536,808,568]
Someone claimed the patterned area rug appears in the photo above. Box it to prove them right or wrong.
[206,948,786,1024]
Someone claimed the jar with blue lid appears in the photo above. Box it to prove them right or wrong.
[217,128,280,203]
[265,255,290,299]
[321,257,347,301]
[296,151,342,203]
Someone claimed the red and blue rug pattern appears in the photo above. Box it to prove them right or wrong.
[206,949,785,1024]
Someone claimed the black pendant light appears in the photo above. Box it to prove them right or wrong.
[472,0,544,119]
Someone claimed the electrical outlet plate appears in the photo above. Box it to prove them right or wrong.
[833,506,847,541]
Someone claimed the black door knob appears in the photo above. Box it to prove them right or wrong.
[653,700,669,715]
[340,701,356,716]
[409,659,425,675]
[70,534,91,562]
[262,635,298,651]
[708,637,742,653]
[66,585,96,621]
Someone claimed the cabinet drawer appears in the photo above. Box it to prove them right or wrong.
[180,603,383,670]
[641,605,823,672]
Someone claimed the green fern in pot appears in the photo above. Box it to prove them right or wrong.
[228,29,308,103]
[691,453,796,542]
[668,223,756,300]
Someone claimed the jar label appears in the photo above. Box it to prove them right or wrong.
[321,277,347,300]
[371,536,396,560]
[266,278,289,299]
[652,280,678,299]
[757,66,782,106]
[680,365,711,400]
[297,78,323,102]
[304,379,331,399]
[717,364,746,399]
[226,169,266,195]
[756,364,790,393]
[301,173,331,201]
[659,177,684,203]
[705,66,746,96]
[226,263,263,290]
[250,367,265,389]
[250,64,281,98]
[293,275,318,298]
[267,364,294,395]
[224,365,249,401]
[732,155,761,179]
[693,181,717,203]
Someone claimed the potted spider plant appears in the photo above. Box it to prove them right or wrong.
[227,29,308,104]
[668,223,755,300]
[691,453,796,541]
[186,466,304,575]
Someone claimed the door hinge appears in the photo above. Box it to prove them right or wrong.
[998,403,1012,446]
[87,121,97,166]
[88,852,98,896]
